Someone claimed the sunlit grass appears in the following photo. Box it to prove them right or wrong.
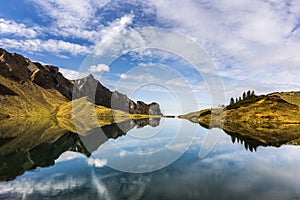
[56,97,163,135]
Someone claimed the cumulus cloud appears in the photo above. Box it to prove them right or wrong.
[88,64,110,73]
[0,18,39,38]
[149,0,300,97]
[32,0,134,43]
[59,68,90,80]
[0,38,90,55]
[31,0,109,41]
[94,13,137,56]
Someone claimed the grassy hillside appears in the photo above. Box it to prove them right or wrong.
[179,91,300,146]
[0,74,161,134]
[270,91,300,106]
[180,91,300,124]
[0,75,68,117]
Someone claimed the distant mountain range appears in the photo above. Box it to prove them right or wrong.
[0,48,162,118]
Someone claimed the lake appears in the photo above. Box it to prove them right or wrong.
[1,118,300,200]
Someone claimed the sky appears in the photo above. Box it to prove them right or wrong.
[0,0,300,114]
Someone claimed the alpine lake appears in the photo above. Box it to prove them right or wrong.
[1,117,300,200]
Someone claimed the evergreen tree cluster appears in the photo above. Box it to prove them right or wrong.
[229,90,256,105]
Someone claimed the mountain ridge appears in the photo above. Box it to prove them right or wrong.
[0,48,162,117]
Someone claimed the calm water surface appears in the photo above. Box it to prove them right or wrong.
[1,118,300,200]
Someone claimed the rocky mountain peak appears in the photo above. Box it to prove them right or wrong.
[73,74,162,115]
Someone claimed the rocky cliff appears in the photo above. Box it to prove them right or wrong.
[73,74,162,115]
[0,48,73,99]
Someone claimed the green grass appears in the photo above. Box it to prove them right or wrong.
[270,91,300,107]
[181,91,300,125]
[179,91,300,147]
[0,75,68,117]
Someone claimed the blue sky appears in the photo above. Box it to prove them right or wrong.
[0,0,300,114]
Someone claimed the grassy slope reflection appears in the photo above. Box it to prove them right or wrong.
[198,121,300,151]
[0,117,87,181]
[0,117,160,181]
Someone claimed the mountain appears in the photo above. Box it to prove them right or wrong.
[0,48,70,117]
[0,48,162,118]
[179,91,300,146]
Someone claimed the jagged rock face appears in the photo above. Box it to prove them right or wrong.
[0,48,30,82]
[30,62,73,99]
[0,48,73,99]
[149,103,162,115]
[73,74,113,108]
[73,74,163,115]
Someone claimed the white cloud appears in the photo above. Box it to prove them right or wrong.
[33,1,132,43]
[149,0,300,98]
[0,3,136,60]
[94,14,146,57]
[31,0,110,41]
[59,68,90,80]
[87,158,108,168]
[0,38,90,55]
[88,64,110,73]
[164,77,191,88]
[0,18,39,38]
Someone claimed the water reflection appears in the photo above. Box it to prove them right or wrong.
[0,117,160,181]
[228,133,265,152]
[1,118,300,200]
[2,134,300,200]
[198,120,300,152]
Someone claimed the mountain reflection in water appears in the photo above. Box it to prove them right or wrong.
[1,118,300,200]
[0,117,160,181]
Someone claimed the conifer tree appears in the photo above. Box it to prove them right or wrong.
[247,90,251,98]
[242,92,246,100]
